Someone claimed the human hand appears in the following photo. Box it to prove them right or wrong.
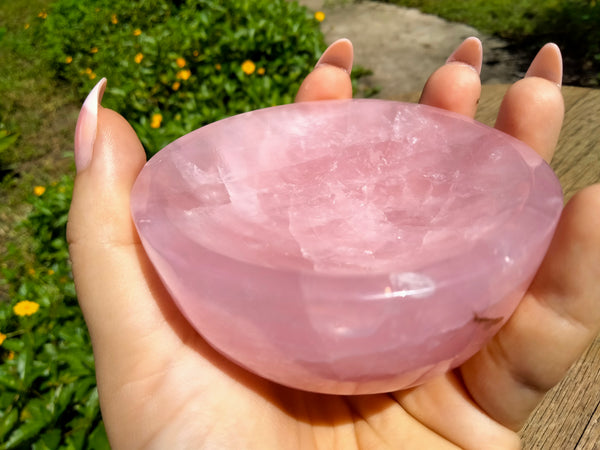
[68,38,600,449]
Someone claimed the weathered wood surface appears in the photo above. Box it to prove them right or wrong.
[397,85,600,449]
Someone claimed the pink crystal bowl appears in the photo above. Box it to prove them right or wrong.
[131,99,563,395]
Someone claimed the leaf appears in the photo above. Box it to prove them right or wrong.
[0,130,19,154]
[48,383,75,421]
[87,422,110,450]
[0,367,22,392]
[72,376,97,404]
[64,427,86,450]
[32,428,61,450]
[2,397,53,449]
[2,418,47,449]
[80,386,100,420]
[26,361,51,389]
[0,408,18,442]
[0,391,16,410]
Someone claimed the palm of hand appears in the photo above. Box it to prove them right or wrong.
[68,39,600,449]
[91,258,519,449]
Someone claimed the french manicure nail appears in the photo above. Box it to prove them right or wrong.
[74,78,107,172]
[525,43,563,87]
[446,36,483,75]
[315,38,354,73]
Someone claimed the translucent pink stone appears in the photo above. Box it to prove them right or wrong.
[131,99,563,394]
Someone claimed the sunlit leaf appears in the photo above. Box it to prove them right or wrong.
[0,408,18,442]
[3,417,47,449]
[87,422,110,450]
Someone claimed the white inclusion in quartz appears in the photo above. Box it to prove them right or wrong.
[388,272,436,299]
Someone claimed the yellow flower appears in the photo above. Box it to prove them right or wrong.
[89,72,97,80]
[48,269,55,275]
[27,267,36,276]
[33,185,45,196]
[84,67,92,74]
[176,69,191,80]
[215,63,221,71]
[150,113,163,129]
[13,301,40,317]
[133,28,142,36]
[314,11,325,22]
[172,81,181,91]
[193,50,199,57]
[241,59,255,75]
[111,14,118,24]
[0,332,6,346]
[90,47,98,54]
[176,57,186,68]
[7,351,15,360]
[24,23,30,30]
[134,53,144,64]
[38,11,48,19]
[257,67,265,75]
[65,56,73,64]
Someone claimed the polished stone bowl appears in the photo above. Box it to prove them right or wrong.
[131,99,562,394]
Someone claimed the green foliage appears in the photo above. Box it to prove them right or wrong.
[0,130,19,156]
[540,0,600,61]
[380,0,561,38]
[38,0,327,154]
[0,177,109,449]
[0,124,20,172]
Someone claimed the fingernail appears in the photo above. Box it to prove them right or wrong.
[525,43,563,87]
[315,38,354,73]
[74,78,107,172]
[446,37,483,75]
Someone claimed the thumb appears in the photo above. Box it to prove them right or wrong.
[69,78,146,248]
[68,79,185,377]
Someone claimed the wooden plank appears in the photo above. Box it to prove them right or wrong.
[552,86,600,201]
[519,337,600,449]
[577,397,600,450]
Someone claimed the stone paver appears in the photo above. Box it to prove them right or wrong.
[297,1,522,98]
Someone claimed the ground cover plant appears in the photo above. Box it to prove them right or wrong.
[39,0,328,155]
[0,0,330,447]
[0,179,109,449]
[381,0,600,86]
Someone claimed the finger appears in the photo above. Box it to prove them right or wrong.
[460,183,600,430]
[295,38,353,102]
[344,393,462,449]
[393,372,521,449]
[495,44,564,162]
[68,80,196,375]
[419,37,482,117]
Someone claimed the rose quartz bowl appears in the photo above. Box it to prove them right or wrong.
[131,99,563,395]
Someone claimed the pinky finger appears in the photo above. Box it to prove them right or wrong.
[494,44,564,163]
